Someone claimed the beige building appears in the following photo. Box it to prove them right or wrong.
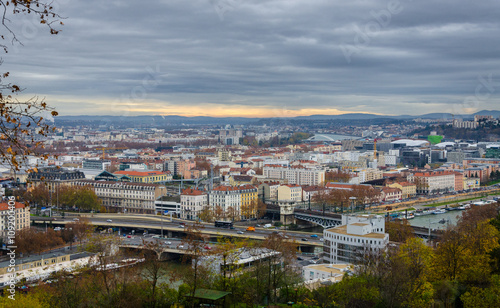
[387,182,416,199]
[0,201,30,239]
[258,181,281,201]
[277,184,303,202]
[357,168,384,182]
[73,180,167,214]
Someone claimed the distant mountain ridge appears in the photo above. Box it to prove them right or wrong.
[54,110,499,126]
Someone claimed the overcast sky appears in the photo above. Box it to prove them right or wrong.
[2,0,500,117]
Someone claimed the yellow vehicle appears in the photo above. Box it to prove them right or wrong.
[246,226,255,232]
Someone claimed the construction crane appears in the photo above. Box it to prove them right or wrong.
[94,147,128,160]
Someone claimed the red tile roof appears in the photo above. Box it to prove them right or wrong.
[182,188,206,196]
[0,201,26,211]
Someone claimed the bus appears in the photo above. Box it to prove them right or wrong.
[214,221,234,229]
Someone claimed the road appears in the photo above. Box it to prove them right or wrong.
[33,215,325,247]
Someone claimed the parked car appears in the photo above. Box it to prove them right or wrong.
[73,218,79,221]
[204,246,211,250]
[178,245,184,249]
[165,241,172,245]
[127,235,132,238]
[297,257,304,261]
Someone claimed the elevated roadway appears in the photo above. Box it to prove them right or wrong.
[31,214,323,248]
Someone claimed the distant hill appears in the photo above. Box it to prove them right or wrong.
[54,110,499,126]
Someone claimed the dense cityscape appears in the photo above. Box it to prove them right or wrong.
[1,111,500,307]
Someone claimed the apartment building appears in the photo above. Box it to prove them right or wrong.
[82,159,111,171]
[356,168,384,183]
[258,181,281,201]
[27,167,86,194]
[72,180,166,214]
[239,185,258,219]
[209,185,259,221]
[263,165,325,186]
[386,182,416,199]
[277,184,303,202]
[180,188,208,220]
[380,187,402,202]
[0,201,30,239]
[302,186,329,202]
[209,186,241,220]
[323,215,389,264]
[408,170,456,195]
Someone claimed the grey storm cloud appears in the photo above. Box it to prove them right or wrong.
[1,0,500,116]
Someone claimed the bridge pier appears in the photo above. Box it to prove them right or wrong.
[279,201,296,225]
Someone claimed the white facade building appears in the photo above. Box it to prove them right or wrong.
[263,165,325,186]
[73,180,167,214]
[180,188,208,220]
[324,215,389,264]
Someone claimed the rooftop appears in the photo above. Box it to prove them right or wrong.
[326,225,387,239]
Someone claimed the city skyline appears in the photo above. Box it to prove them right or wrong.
[4,0,500,117]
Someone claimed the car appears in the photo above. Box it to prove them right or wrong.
[237,231,244,234]
[127,235,132,238]
[152,235,160,238]
[310,234,318,238]
[165,241,172,245]
[178,225,185,228]
[312,256,320,260]
[73,218,79,221]
[297,257,304,261]
[301,238,308,241]
[54,227,61,231]
[256,224,261,227]
[204,246,211,250]
[178,245,184,249]
[319,238,324,242]
[106,219,112,222]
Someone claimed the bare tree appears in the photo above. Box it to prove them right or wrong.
[0,1,64,172]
